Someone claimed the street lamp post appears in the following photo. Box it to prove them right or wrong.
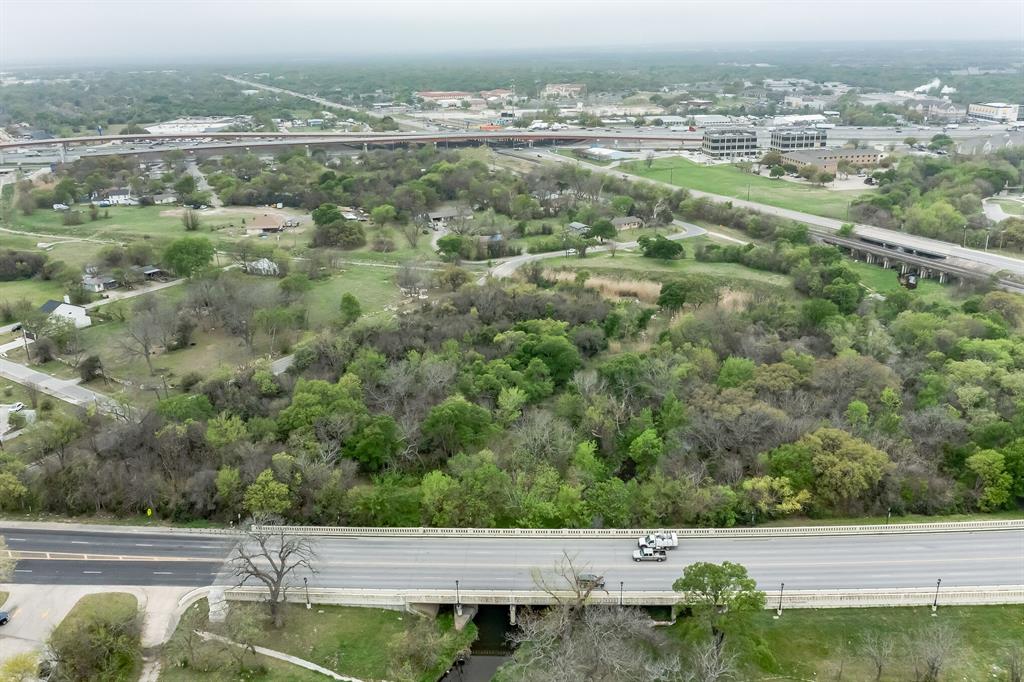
[619,581,624,607]
[455,579,462,617]
[304,576,310,610]
[886,507,892,525]
[775,582,785,618]
[931,578,941,615]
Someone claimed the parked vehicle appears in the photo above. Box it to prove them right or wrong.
[632,547,668,562]
[9,402,24,412]
[577,573,606,589]
[0,611,9,626]
[638,532,679,550]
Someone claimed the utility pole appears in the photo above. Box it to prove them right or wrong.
[931,578,941,615]
[774,582,785,618]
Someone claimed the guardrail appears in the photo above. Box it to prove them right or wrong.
[251,519,1024,538]
[220,584,1024,610]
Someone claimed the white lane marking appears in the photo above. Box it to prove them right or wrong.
[135,543,154,547]
[82,571,102,574]
[70,541,89,545]
[195,545,219,549]
[14,569,31,573]
[8,538,26,542]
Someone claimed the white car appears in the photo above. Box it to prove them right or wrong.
[9,402,24,412]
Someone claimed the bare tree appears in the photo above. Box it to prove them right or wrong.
[686,639,738,682]
[182,208,202,232]
[1004,645,1024,682]
[907,622,960,682]
[399,219,422,248]
[119,304,173,375]
[229,518,317,628]
[506,604,680,682]
[861,631,895,681]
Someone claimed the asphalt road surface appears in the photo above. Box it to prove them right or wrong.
[1,524,1020,592]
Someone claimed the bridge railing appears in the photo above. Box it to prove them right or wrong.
[218,584,1024,610]
[250,518,1024,538]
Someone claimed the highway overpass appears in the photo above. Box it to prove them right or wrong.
[1,522,1021,608]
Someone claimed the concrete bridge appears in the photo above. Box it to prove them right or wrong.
[820,233,1024,293]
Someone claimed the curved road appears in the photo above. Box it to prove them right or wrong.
[1,523,1020,593]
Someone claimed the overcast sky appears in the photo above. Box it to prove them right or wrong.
[2,0,1022,66]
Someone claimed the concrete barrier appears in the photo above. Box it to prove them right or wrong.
[252,519,1024,539]
[220,584,1024,610]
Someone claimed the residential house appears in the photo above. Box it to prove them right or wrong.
[81,274,119,293]
[611,216,644,231]
[151,193,177,205]
[427,207,473,229]
[567,221,589,234]
[39,298,91,329]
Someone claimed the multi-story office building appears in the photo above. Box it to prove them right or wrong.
[770,128,828,152]
[701,128,759,157]
[967,102,1020,122]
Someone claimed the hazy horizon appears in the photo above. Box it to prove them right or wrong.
[2,0,1022,68]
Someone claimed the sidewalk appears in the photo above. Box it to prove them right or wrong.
[197,630,375,682]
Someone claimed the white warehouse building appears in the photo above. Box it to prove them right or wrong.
[967,103,1020,123]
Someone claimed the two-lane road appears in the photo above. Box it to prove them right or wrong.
[1,524,1021,592]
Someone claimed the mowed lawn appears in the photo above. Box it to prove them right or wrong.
[697,605,1024,680]
[623,157,867,221]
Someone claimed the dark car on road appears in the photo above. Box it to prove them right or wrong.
[0,611,10,626]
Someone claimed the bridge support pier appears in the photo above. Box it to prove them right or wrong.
[939,271,948,284]
[882,258,891,269]
[900,263,909,275]
[510,604,517,626]
[208,587,229,623]
[865,253,874,265]
[454,604,478,632]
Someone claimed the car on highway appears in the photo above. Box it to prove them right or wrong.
[9,402,25,412]
[632,547,668,562]
[639,532,678,550]
[0,611,9,626]
[577,573,605,589]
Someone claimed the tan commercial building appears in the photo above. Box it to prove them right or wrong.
[781,148,883,173]
[967,102,1020,123]
[542,83,586,99]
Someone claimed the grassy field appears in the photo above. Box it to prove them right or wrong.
[693,605,1024,680]
[623,157,867,221]
[993,198,1024,216]
[846,260,961,304]
[54,592,141,681]
[162,599,476,682]
[542,249,794,289]
[306,264,406,327]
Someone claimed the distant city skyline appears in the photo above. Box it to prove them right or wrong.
[2,0,1023,67]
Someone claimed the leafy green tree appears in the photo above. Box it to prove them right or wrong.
[243,469,292,516]
[421,395,494,455]
[769,165,785,178]
[436,234,465,261]
[801,298,840,328]
[584,477,634,527]
[739,476,809,520]
[370,204,397,225]
[216,466,244,516]
[311,203,342,226]
[206,412,248,450]
[338,293,362,327]
[277,375,366,436]
[717,357,755,388]
[437,265,470,291]
[345,415,402,471]
[311,220,366,249]
[845,400,870,431]
[627,428,664,474]
[421,450,510,526]
[638,234,684,259]
[966,450,1013,511]
[586,219,617,243]
[673,561,765,643]
[162,237,214,277]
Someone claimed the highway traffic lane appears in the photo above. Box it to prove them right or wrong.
[290,531,1024,592]
[9,559,223,586]
[0,527,237,559]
